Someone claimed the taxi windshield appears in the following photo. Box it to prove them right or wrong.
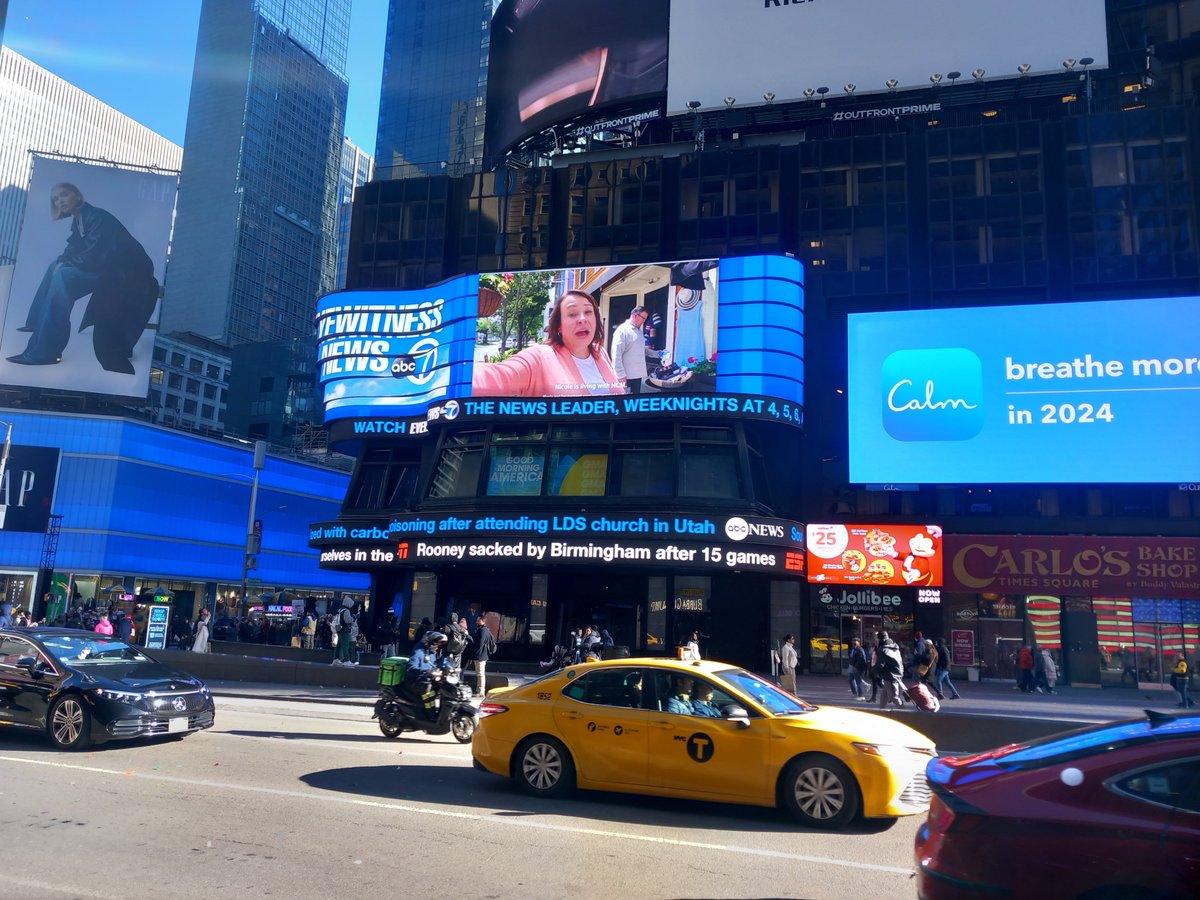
[715,669,814,715]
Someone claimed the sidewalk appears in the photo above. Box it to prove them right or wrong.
[206,667,1184,726]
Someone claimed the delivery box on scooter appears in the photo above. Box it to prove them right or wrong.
[378,656,410,687]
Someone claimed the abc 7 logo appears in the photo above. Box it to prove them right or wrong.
[390,355,417,378]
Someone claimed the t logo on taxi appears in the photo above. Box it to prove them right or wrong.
[687,733,714,763]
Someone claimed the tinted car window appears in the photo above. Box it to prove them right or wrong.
[0,636,40,666]
[562,668,645,708]
[1114,759,1200,814]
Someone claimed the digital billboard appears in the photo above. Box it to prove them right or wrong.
[310,511,807,578]
[0,157,176,399]
[316,254,804,440]
[807,523,943,587]
[847,296,1200,484]
[667,0,1108,114]
[486,0,670,155]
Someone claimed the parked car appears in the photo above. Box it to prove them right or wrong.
[473,656,935,829]
[915,709,1200,899]
[0,627,215,750]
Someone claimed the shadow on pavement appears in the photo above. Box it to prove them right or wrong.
[225,729,407,745]
[297,763,903,837]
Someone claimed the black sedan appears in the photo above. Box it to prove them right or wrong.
[0,627,215,749]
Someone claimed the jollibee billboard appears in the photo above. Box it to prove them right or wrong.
[847,296,1200,484]
[316,254,804,441]
[807,523,943,587]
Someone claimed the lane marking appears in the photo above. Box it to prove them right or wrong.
[0,873,120,898]
[0,755,911,875]
[206,730,469,762]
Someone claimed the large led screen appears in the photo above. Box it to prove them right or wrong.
[0,157,176,399]
[317,255,804,434]
[847,296,1200,485]
[667,0,1108,114]
[486,0,670,155]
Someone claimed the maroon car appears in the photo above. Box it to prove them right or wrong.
[915,710,1200,900]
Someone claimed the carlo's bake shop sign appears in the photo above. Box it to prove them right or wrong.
[807,523,943,587]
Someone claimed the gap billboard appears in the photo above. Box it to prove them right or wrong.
[847,296,1200,484]
[316,254,804,443]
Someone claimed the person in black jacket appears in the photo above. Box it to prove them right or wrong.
[8,182,159,373]
[471,616,497,697]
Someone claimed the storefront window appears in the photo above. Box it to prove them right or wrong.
[429,432,485,498]
[614,448,674,497]
[647,576,667,649]
[679,445,740,498]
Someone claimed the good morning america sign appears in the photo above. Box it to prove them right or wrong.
[847,296,1200,484]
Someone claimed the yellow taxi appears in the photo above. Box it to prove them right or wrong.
[472,657,935,829]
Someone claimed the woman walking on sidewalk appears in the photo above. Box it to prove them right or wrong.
[1171,654,1194,708]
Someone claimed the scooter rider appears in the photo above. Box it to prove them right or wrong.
[404,631,448,721]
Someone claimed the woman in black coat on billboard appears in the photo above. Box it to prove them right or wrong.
[8,182,158,373]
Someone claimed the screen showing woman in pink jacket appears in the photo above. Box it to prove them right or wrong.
[472,289,624,397]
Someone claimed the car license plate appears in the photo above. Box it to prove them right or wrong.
[167,716,188,734]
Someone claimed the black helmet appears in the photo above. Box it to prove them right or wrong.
[422,630,448,648]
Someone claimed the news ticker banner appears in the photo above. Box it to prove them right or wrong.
[328,391,804,444]
[310,511,806,578]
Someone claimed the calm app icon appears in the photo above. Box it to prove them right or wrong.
[882,348,984,441]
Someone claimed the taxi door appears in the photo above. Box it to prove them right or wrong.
[645,671,771,802]
[552,666,651,788]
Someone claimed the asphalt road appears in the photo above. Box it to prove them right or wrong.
[0,695,921,900]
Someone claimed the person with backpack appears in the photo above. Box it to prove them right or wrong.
[874,631,906,707]
[331,598,356,666]
[444,612,470,668]
[300,610,317,649]
[471,615,497,696]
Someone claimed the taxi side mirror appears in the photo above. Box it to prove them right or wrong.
[723,705,751,727]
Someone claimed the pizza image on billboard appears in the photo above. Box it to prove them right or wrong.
[806,523,943,587]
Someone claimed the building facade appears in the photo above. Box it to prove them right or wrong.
[149,333,231,435]
[0,410,368,622]
[374,0,493,180]
[0,47,182,265]
[321,0,1200,685]
[160,0,350,347]
[335,137,375,289]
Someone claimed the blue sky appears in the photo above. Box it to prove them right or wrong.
[3,0,388,153]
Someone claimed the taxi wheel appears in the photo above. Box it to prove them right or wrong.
[514,736,575,798]
[49,695,93,751]
[781,754,860,829]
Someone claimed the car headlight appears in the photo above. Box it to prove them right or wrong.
[93,688,145,703]
[853,742,936,758]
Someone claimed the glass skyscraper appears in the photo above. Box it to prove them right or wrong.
[335,137,374,289]
[375,0,494,179]
[161,0,350,347]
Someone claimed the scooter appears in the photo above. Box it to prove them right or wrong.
[374,665,478,743]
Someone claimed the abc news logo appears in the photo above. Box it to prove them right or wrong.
[391,355,417,378]
[724,517,785,542]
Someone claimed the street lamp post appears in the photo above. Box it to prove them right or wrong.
[239,441,267,613]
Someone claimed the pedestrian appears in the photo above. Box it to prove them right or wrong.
[300,609,317,650]
[571,627,584,663]
[683,630,702,661]
[1033,644,1052,694]
[1120,646,1138,687]
[412,616,432,645]
[582,625,602,660]
[1040,647,1059,695]
[847,637,868,701]
[779,634,798,694]
[934,637,961,700]
[916,634,938,694]
[191,609,211,652]
[376,613,398,659]
[0,601,12,629]
[1171,654,1194,708]
[93,610,113,635]
[866,640,881,702]
[472,615,497,697]
[874,631,906,707]
[445,612,471,668]
[331,598,356,666]
[1018,645,1035,693]
[112,609,132,641]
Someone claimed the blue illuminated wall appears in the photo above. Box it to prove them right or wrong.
[0,411,368,592]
